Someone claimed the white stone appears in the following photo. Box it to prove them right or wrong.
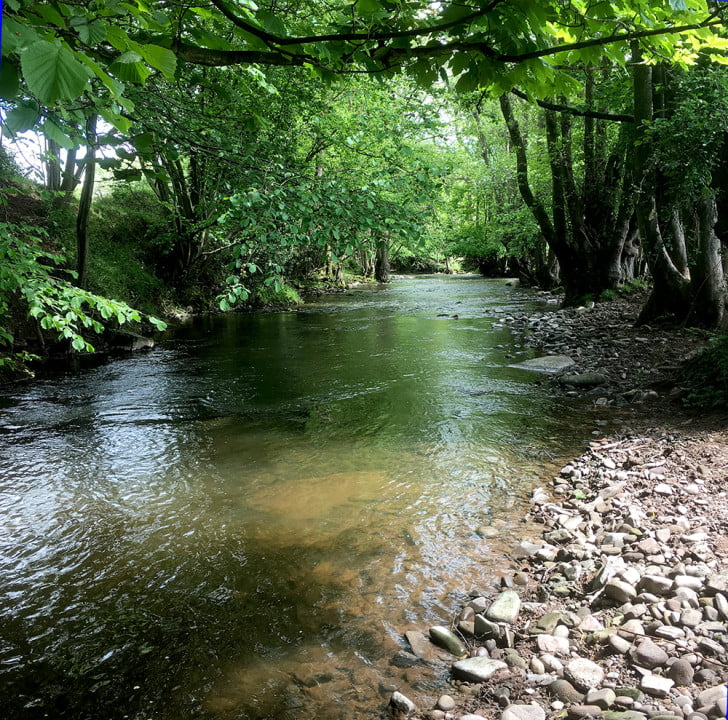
[566,658,605,691]
[540,653,564,673]
[509,355,576,373]
[605,578,637,603]
[638,574,673,596]
[640,674,674,698]
[501,704,546,720]
[654,625,685,641]
[673,574,704,592]
[715,593,728,620]
[452,657,508,683]
[536,634,569,655]
[389,691,416,717]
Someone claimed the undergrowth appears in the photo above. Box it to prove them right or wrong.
[680,334,728,408]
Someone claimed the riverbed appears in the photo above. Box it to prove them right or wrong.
[0,276,592,719]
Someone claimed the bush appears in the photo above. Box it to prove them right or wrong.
[681,334,728,408]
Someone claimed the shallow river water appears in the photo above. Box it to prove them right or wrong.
[0,276,589,720]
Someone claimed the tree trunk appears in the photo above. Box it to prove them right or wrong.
[499,94,557,250]
[375,234,390,283]
[46,138,61,191]
[690,193,725,326]
[632,45,690,323]
[76,114,97,290]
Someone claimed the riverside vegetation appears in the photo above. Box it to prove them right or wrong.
[5,1,728,374]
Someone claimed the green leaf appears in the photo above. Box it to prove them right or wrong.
[0,63,20,101]
[21,41,91,103]
[32,4,67,28]
[139,44,177,79]
[72,336,86,351]
[78,20,108,46]
[440,2,476,23]
[5,104,39,134]
[255,10,287,36]
[109,56,150,84]
[668,0,688,9]
[43,118,76,149]
[131,132,155,154]
[355,0,383,15]
[99,108,132,133]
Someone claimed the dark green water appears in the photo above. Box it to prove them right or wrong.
[0,276,588,719]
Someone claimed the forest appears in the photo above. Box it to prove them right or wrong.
[2,0,728,373]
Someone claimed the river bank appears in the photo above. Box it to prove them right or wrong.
[386,291,728,720]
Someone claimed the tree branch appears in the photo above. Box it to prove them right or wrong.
[511,88,634,123]
[172,40,309,66]
[208,0,507,47]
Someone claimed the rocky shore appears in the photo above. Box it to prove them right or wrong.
[385,293,728,720]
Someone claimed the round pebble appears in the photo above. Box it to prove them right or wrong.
[437,695,456,711]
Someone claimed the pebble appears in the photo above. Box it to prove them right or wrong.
[389,691,417,717]
[487,590,521,624]
[566,658,605,691]
[667,659,695,686]
[609,634,633,654]
[631,638,669,669]
[437,695,456,711]
[606,578,638,603]
[585,688,617,709]
[568,704,604,719]
[640,674,675,698]
[549,679,585,704]
[501,704,546,720]
[451,657,508,682]
[537,634,570,655]
[429,626,467,657]
[540,653,564,673]
[714,593,728,621]
[638,575,674,596]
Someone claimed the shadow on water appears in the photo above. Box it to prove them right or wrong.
[0,276,591,719]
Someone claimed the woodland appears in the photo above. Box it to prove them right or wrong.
[2,0,728,373]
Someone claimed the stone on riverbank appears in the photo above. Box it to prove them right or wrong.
[452,657,508,683]
[392,402,728,720]
[428,626,467,657]
[565,658,604,692]
[389,691,416,719]
[501,704,546,720]
[509,355,575,373]
[486,590,521,624]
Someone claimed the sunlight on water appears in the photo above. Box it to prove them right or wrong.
[0,276,591,719]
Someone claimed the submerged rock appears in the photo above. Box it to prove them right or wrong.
[388,691,416,719]
[509,355,576,373]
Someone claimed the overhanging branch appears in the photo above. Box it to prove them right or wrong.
[511,88,634,123]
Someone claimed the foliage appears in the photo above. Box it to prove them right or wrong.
[649,65,728,202]
[0,223,166,360]
[681,335,728,408]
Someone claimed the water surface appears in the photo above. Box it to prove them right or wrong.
[0,276,587,719]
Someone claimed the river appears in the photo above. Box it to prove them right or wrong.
[0,275,589,719]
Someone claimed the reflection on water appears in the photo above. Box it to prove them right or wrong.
[0,276,586,719]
